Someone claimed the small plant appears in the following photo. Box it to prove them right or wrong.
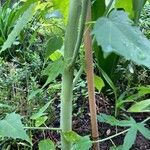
[0,0,150,150]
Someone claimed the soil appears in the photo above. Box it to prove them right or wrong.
[32,93,150,150]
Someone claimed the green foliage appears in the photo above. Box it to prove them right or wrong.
[92,0,106,21]
[128,99,150,112]
[1,3,36,53]
[39,139,55,150]
[122,126,137,150]
[94,74,105,92]
[72,136,92,150]
[45,35,63,59]
[42,58,64,87]
[35,116,48,127]
[52,0,69,23]
[30,101,51,120]
[93,10,150,69]
[0,112,31,144]
[117,85,150,112]
[63,131,92,150]
[115,0,133,17]
[98,114,150,150]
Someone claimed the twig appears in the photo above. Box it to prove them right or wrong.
[73,65,84,87]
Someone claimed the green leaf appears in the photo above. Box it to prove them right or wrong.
[72,136,92,150]
[122,127,137,150]
[96,65,117,97]
[30,101,51,120]
[27,89,43,101]
[92,0,106,21]
[45,35,63,59]
[94,75,105,92]
[39,139,55,150]
[63,131,81,143]
[0,112,31,143]
[52,0,69,23]
[137,123,150,140]
[115,0,133,17]
[137,85,150,95]
[93,10,150,69]
[97,113,133,127]
[1,3,36,53]
[128,99,150,112]
[42,59,64,87]
[35,116,48,127]
[49,50,62,61]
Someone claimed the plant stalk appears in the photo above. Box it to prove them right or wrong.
[68,0,89,68]
[60,0,81,150]
[84,2,99,150]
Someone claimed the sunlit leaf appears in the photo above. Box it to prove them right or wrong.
[35,116,48,127]
[94,75,105,92]
[45,35,63,59]
[49,50,62,61]
[52,0,69,22]
[39,139,55,150]
[115,0,133,17]
[1,3,36,53]
[128,99,150,112]
[63,131,81,143]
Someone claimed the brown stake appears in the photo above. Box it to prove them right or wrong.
[84,2,100,150]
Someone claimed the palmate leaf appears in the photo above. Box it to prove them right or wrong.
[137,123,150,140]
[0,112,31,143]
[1,3,36,53]
[93,10,150,69]
[122,127,137,150]
[97,113,134,127]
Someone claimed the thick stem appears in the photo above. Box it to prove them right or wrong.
[60,0,81,150]
[84,2,100,150]
[68,0,89,68]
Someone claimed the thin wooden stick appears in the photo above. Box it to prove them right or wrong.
[84,2,100,150]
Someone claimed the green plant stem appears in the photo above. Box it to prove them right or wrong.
[24,127,61,131]
[104,0,115,16]
[93,129,129,143]
[68,0,89,68]
[93,116,150,143]
[60,0,82,150]
[73,65,84,87]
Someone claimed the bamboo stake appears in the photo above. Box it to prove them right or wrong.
[84,2,100,150]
